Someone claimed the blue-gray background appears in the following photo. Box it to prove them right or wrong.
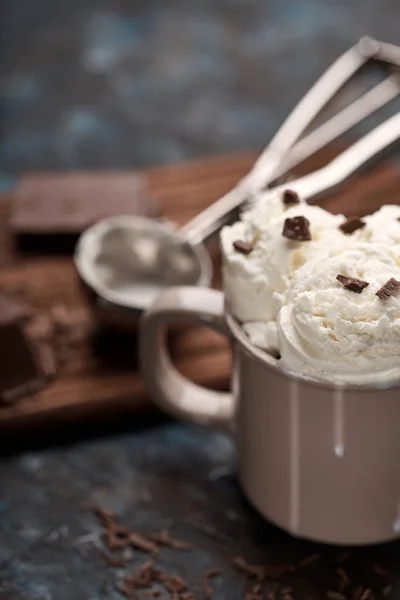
[1,0,399,178]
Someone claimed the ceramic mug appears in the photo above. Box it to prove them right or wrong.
[139,286,400,545]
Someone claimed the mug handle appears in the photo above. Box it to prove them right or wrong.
[139,286,234,428]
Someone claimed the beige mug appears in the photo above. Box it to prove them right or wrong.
[139,286,400,545]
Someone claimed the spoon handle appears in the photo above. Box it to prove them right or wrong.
[180,38,400,245]
[275,110,400,203]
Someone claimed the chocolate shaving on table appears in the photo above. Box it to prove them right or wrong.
[298,552,321,567]
[163,574,189,596]
[105,524,132,550]
[203,567,223,598]
[147,529,192,550]
[232,556,292,581]
[128,531,159,555]
[352,586,364,600]
[382,585,392,596]
[282,216,311,241]
[359,589,375,600]
[337,567,350,591]
[93,505,116,527]
[121,559,164,598]
[336,274,369,294]
[104,524,158,555]
[232,557,265,580]
[376,278,400,300]
[233,240,254,255]
[372,563,387,577]
[339,216,366,234]
[280,587,292,595]
[102,551,125,568]
[327,592,346,600]
[282,189,300,206]
[0,291,55,405]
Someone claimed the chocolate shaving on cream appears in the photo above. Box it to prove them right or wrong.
[282,189,300,207]
[376,278,400,300]
[336,274,369,294]
[282,216,311,241]
[339,216,366,234]
[233,240,253,255]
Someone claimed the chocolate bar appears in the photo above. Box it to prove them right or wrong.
[9,173,160,234]
[0,293,52,405]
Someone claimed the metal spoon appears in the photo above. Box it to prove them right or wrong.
[75,38,400,323]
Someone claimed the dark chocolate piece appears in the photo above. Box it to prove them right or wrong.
[282,216,311,241]
[0,293,50,405]
[0,292,32,325]
[10,173,160,234]
[339,216,366,234]
[233,240,253,255]
[336,274,369,294]
[376,277,400,300]
[282,189,300,206]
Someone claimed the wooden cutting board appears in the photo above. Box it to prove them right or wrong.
[0,146,399,432]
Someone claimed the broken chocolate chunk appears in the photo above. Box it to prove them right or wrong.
[10,173,160,234]
[0,292,32,325]
[233,240,253,255]
[282,189,300,206]
[282,216,311,241]
[339,216,366,234]
[0,292,51,405]
[336,274,369,294]
[376,277,400,300]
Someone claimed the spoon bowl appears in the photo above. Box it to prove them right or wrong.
[74,215,212,325]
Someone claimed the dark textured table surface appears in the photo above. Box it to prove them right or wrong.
[1,1,400,598]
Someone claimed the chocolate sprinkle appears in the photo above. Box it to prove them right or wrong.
[147,529,192,550]
[94,506,116,527]
[232,556,293,582]
[204,567,223,598]
[282,189,300,206]
[376,278,400,300]
[359,589,375,600]
[233,240,253,255]
[298,553,321,567]
[232,557,265,581]
[336,274,369,294]
[102,551,125,568]
[339,216,366,234]
[282,216,311,241]
[382,585,392,596]
[327,592,346,600]
[372,563,387,577]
